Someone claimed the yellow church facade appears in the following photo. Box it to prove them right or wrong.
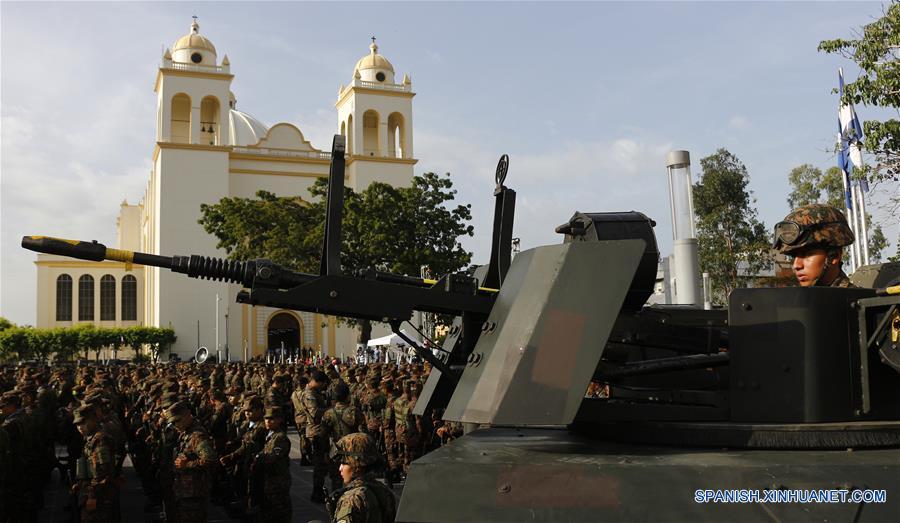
[35,20,416,360]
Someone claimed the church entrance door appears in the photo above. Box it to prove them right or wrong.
[267,312,301,357]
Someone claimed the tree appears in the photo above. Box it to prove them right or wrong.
[786,164,888,261]
[199,172,474,345]
[693,149,771,303]
[819,3,900,186]
[0,327,32,361]
[0,317,14,332]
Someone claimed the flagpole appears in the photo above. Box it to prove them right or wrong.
[852,183,862,267]
[856,182,871,265]
[839,161,857,273]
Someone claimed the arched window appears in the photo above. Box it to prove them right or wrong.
[388,112,405,158]
[200,96,220,145]
[56,274,72,321]
[78,275,94,321]
[362,110,379,156]
[170,93,191,143]
[100,275,116,320]
[122,275,137,321]
[347,114,354,154]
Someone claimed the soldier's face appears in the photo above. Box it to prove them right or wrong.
[791,247,834,287]
[339,462,355,484]
[76,418,96,437]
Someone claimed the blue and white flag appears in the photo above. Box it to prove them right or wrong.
[837,68,866,208]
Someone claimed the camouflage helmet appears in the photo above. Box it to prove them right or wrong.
[774,204,854,254]
[332,432,380,469]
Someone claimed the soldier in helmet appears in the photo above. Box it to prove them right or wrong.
[327,433,397,523]
[774,204,857,288]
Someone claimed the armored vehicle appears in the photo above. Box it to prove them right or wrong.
[24,136,900,521]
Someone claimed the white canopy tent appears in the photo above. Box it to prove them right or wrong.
[364,329,422,363]
[366,329,421,347]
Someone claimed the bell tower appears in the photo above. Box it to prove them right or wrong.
[155,18,233,146]
[146,18,235,355]
[335,38,417,189]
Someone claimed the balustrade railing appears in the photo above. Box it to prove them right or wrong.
[356,80,410,92]
[232,146,333,160]
[163,61,228,74]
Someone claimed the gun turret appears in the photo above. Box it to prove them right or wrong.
[22,136,512,400]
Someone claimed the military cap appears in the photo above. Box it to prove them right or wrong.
[166,401,191,424]
[243,396,264,411]
[311,370,328,383]
[210,390,226,402]
[774,204,855,255]
[73,404,95,425]
[160,392,181,409]
[225,386,242,396]
[264,406,285,419]
[0,391,21,408]
[333,382,351,402]
[332,433,380,468]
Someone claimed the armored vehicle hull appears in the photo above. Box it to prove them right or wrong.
[398,427,900,522]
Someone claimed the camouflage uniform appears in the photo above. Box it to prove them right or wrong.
[299,383,329,500]
[222,397,267,514]
[774,203,857,288]
[328,433,397,523]
[392,387,419,473]
[1,392,30,523]
[380,383,399,476]
[257,406,292,523]
[290,381,311,462]
[171,417,217,523]
[323,399,364,488]
[74,408,119,523]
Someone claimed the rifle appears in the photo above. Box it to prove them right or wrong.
[246,452,265,516]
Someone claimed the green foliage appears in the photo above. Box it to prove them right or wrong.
[0,325,176,363]
[889,243,900,262]
[0,317,14,332]
[786,165,889,261]
[694,149,771,303]
[818,3,900,186]
[0,327,34,361]
[198,172,474,343]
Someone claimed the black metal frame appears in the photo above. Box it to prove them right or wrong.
[854,294,900,414]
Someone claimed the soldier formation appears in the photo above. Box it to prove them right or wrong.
[0,359,464,522]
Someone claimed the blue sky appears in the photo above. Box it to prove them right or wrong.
[2,1,897,325]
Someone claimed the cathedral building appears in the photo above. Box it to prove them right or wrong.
[34,20,417,359]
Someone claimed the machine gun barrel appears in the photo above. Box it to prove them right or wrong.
[21,235,312,289]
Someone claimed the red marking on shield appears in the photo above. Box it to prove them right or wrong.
[532,309,586,389]
[496,465,620,508]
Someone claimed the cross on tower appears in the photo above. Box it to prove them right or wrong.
[371,36,376,44]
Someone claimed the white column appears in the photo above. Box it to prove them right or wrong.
[190,105,201,144]
[378,121,389,157]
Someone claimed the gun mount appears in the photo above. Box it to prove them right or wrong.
[23,135,900,521]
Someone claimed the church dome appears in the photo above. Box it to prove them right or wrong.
[172,19,217,66]
[354,41,395,83]
[228,109,269,146]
